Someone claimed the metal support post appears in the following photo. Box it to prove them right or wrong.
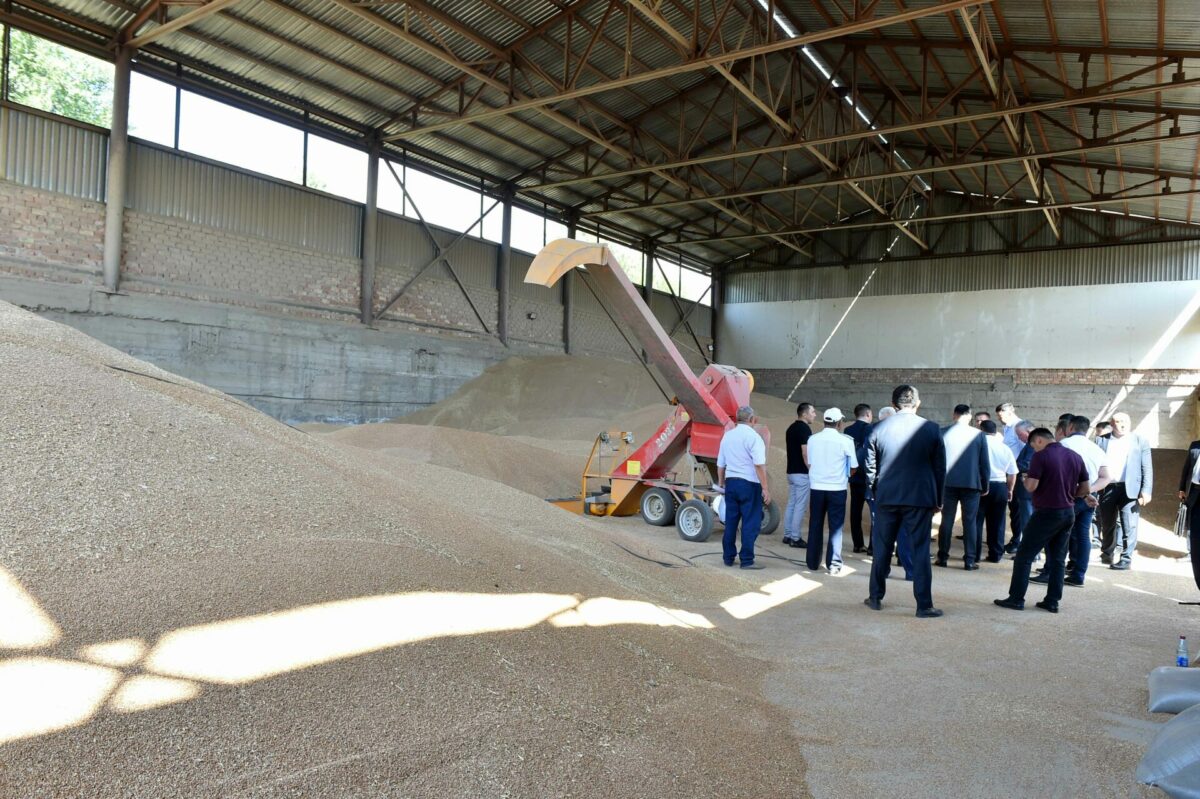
[563,215,576,354]
[641,240,655,364]
[497,185,513,346]
[102,47,132,293]
[361,137,380,326]
[710,267,722,363]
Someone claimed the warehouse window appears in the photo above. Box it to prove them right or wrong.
[679,266,712,306]
[401,166,490,235]
[306,134,366,202]
[377,158,407,215]
[652,257,680,295]
[178,90,303,183]
[545,219,568,243]
[128,72,176,148]
[510,206,545,255]
[5,29,113,127]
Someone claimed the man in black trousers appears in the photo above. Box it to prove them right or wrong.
[844,403,874,554]
[1179,437,1200,592]
[864,385,947,618]
[937,404,990,569]
[995,428,1090,613]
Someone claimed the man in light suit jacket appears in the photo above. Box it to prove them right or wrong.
[1178,439,1200,592]
[1096,411,1153,570]
[864,385,947,618]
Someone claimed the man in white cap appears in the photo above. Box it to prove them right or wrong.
[805,407,858,574]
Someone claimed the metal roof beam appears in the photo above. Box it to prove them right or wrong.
[324,0,806,255]
[125,0,241,49]
[840,35,1200,61]
[530,72,1200,191]
[580,128,1200,218]
[383,0,991,143]
[671,188,1200,245]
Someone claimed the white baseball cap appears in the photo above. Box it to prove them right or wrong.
[823,407,844,423]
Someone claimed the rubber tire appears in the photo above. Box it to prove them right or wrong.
[760,500,781,536]
[676,499,715,543]
[640,487,676,527]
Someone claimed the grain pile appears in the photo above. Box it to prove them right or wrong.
[0,300,806,798]
[390,354,798,492]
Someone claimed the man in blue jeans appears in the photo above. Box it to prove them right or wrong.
[783,403,816,547]
[717,405,771,570]
[995,428,1090,613]
[1006,421,1035,554]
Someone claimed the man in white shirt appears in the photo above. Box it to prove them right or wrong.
[996,402,1026,548]
[717,406,770,570]
[1034,415,1110,587]
[805,407,858,574]
[1096,411,1154,570]
[979,420,1018,563]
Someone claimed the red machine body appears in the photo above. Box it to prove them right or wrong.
[526,239,770,496]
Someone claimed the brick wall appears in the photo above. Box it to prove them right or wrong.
[0,181,103,280]
[123,210,361,320]
[752,366,1200,449]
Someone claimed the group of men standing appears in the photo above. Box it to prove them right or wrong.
[715,384,1163,617]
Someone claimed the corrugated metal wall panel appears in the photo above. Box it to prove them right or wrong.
[376,212,498,288]
[0,107,107,201]
[509,250,561,304]
[127,142,361,258]
[725,239,1200,303]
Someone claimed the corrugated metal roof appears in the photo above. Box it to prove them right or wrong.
[5,0,1199,275]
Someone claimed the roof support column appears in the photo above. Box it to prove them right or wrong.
[102,47,131,293]
[361,137,380,326]
[641,239,655,364]
[497,185,513,346]
[563,214,576,355]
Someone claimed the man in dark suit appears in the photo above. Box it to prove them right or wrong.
[864,385,947,618]
[1178,439,1200,592]
[844,403,874,554]
[938,404,990,569]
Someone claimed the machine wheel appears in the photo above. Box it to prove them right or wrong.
[760,500,781,536]
[676,499,715,543]
[640,488,676,527]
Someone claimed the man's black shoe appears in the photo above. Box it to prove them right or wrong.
[1035,600,1059,613]
[1030,572,1050,584]
[934,559,948,568]
[1064,576,1084,587]
[863,597,882,611]
[853,546,868,554]
[994,598,1024,611]
[964,563,979,571]
[788,538,807,548]
[1004,544,1018,554]
[915,607,944,618]
[1110,562,1130,571]
[740,563,765,570]
[724,560,734,567]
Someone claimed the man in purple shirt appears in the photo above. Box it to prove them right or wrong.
[994,428,1090,613]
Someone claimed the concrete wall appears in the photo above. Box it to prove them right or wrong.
[720,281,1200,448]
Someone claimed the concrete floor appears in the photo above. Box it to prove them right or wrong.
[602,512,1197,799]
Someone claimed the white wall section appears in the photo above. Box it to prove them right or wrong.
[721,280,1200,371]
